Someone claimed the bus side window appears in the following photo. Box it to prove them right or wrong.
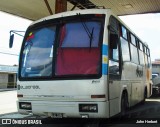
[109,33,119,61]
[138,41,145,66]
[120,26,130,61]
[121,26,128,40]
[130,34,139,64]
[109,45,120,76]
[147,48,151,68]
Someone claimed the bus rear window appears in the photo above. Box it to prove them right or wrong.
[19,14,105,80]
[60,22,101,48]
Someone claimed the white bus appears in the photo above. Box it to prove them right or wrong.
[16,9,152,118]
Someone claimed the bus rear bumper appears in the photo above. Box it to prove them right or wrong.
[17,101,109,118]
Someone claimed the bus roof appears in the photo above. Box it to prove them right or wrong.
[29,9,148,47]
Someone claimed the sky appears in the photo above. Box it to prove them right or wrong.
[119,13,160,62]
[0,11,31,66]
[0,11,160,66]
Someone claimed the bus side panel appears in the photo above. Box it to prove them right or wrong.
[122,62,145,107]
[144,54,152,97]
[109,81,121,117]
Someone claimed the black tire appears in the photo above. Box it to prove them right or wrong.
[121,92,128,117]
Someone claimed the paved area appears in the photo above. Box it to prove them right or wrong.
[0,90,17,115]
[123,97,160,118]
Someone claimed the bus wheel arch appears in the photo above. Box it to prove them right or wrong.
[120,90,129,117]
[144,86,147,98]
[142,86,147,103]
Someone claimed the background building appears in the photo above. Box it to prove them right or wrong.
[0,65,18,89]
[152,59,160,75]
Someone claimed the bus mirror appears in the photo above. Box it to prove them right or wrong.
[110,34,118,49]
[9,30,24,48]
[9,34,14,48]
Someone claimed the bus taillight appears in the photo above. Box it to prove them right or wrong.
[17,94,23,98]
[91,94,105,98]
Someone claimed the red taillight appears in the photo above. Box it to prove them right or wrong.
[91,94,105,98]
[17,94,23,98]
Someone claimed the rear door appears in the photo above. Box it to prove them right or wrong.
[108,16,122,117]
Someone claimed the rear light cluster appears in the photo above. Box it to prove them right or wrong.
[19,102,32,110]
[17,94,23,98]
[91,94,105,98]
[79,104,98,113]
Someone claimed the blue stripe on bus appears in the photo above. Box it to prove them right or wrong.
[102,44,108,56]
[102,63,108,75]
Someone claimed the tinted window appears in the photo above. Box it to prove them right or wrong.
[139,50,144,66]
[120,37,130,61]
[130,44,139,64]
[56,21,102,75]
[61,22,101,48]
[122,26,127,39]
[139,42,143,51]
[21,27,55,77]
[130,34,136,46]
[19,14,105,80]
[147,48,150,56]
